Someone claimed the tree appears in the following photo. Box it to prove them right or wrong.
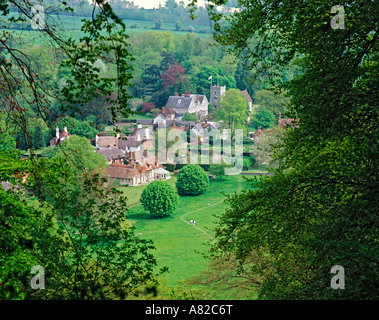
[57,117,98,140]
[176,164,209,196]
[0,0,163,300]
[32,124,45,150]
[161,62,187,90]
[253,90,290,117]
[0,119,16,151]
[208,163,230,180]
[214,89,249,130]
[0,185,41,299]
[182,112,199,121]
[52,135,106,179]
[165,0,178,13]
[154,18,163,30]
[175,20,183,32]
[193,0,379,300]
[251,108,275,129]
[140,180,179,217]
[193,65,237,97]
[252,126,285,167]
[32,167,164,299]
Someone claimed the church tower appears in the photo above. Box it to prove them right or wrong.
[210,84,226,108]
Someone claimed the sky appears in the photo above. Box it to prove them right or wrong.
[133,0,206,9]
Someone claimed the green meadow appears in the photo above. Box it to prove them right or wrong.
[120,174,251,289]
[3,13,212,45]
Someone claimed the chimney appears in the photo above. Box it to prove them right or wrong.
[63,126,68,133]
[184,91,190,98]
[137,121,142,129]
[162,107,165,113]
[175,92,178,96]
[56,126,60,139]
[195,119,198,125]
[279,112,281,120]
[197,94,199,101]
[173,119,176,127]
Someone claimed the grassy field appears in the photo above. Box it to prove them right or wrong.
[120,174,251,289]
[3,13,212,45]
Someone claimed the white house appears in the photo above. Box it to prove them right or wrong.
[165,91,208,117]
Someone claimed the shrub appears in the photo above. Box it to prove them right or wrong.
[176,164,209,196]
[140,180,179,217]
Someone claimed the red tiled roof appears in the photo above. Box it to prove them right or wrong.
[241,90,252,102]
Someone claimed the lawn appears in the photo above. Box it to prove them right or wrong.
[120,175,250,289]
[4,13,212,45]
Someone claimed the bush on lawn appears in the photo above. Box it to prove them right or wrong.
[140,180,179,217]
[176,164,209,196]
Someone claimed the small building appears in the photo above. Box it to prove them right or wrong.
[240,90,253,112]
[96,147,126,165]
[50,126,70,147]
[165,91,208,117]
[153,107,176,124]
[278,113,299,129]
[155,167,171,180]
[190,119,217,143]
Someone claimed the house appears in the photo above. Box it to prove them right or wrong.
[50,126,70,147]
[249,126,263,141]
[95,123,153,154]
[95,134,120,149]
[96,146,126,165]
[104,149,169,186]
[165,91,208,117]
[153,119,196,131]
[190,119,217,142]
[136,119,154,131]
[240,90,253,112]
[153,107,176,124]
[104,164,139,186]
[278,113,299,129]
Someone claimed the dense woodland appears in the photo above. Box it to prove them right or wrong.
[0,0,378,301]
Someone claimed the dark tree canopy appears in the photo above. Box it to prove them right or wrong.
[188,0,379,299]
[176,164,209,196]
[140,180,179,217]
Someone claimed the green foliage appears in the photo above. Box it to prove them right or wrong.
[253,89,290,117]
[0,119,16,151]
[34,170,164,299]
[58,116,98,139]
[32,124,45,150]
[242,156,255,171]
[202,0,379,300]
[52,135,106,178]
[0,1,168,300]
[214,89,249,129]
[175,20,183,31]
[193,65,237,96]
[181,112,199,121]
[251,108,275,129]
[140,180,179,217]
[0,188,40,299]
[208,163,231,180]
[176,164,209,196]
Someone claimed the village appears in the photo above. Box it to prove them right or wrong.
[46,83,297,188]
